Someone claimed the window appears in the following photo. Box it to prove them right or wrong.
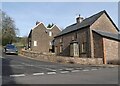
[72,36,75,41]
[75,32,77,40]
[29,41,31,48]
[60,45,62,53]
[72,32,77,41]
[49,31,52,36]
[34,41,37,46]
[81,42,86,53]
[60,37,63,43]
[49,41,52,46]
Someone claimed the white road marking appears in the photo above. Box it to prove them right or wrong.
[33,73,44,76]
[60,71,69,73]
[47,72,56,75]
[82,69,89,71]
[65,68,73,70]
[45,68,56,71]
[10,74,25,77]
[71,70,80,72]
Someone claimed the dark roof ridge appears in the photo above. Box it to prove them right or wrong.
[55,10,106,37]
[83,10,105,21]
[92,29,120,41]
[65,10,105,29]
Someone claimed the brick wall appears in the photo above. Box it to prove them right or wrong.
[32,23,49,52]
[31,23,61,53]
[54,27,91,57]
[77,27,90,58]
[90,13,118,33]
[93,32,104,58]
[90,13,119,59]
[103,38,119,64]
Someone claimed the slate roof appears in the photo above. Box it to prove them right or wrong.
[55,10,119,38]
[93,30,120,41]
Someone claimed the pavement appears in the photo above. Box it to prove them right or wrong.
[1,54,119,85]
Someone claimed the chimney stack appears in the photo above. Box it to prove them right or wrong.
[76,14,84,23]
[36,21,40,25]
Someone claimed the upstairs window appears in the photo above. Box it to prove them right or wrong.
[60,45,63,53]
[72,32,77,41]
[49,41,52,46]
[34,41,37,46]
[72,36,75,41]
[75,32,77,40]
[49,31,52,36]
[81,42,87,53]
[60,37,63,43]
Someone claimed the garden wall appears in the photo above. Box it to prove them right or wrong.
[20,50,103,65]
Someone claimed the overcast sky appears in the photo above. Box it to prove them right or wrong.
[2,2,118,37]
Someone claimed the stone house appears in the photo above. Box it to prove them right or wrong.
[28,22,61,53]
[54,10,120,64]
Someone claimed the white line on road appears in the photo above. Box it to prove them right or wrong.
[82,69,89,71]
[71,70,80,72]
[65,68,73,70]
[10,74,25,77]
[47,72,56,75]
[60,71,69,73]
[45,68,57,71]
[33,73,44,76]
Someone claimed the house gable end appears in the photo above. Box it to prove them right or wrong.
[90,12,119,33]
[51,25,61,37]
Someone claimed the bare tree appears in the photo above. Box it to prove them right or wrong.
[2,11,19,46]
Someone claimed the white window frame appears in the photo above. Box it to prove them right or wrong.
[81,42,86,53]
[49,31,52,36]
[34,41,37,46]
[49,42,52,46]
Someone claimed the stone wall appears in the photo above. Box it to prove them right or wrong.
[93,32,104,58]
[20,50,103,65]
[103,38,119,64]
[90,13,118,33]
[54,27,90,58]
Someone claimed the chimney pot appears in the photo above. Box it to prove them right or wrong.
[36,21,40,25]
[76,15,84,23]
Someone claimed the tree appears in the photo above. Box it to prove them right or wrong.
[2,11,19,46]
[47,23,54,28]
[20,36,27,47]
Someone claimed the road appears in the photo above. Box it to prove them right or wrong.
[1,54,118,85]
